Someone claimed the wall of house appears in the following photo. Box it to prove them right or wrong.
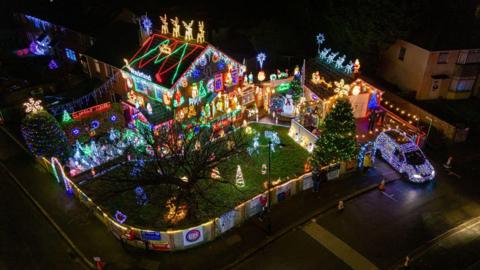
[378,40,430,95]
[79,53,126,98]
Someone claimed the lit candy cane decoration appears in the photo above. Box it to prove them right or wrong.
[256,53,266,69]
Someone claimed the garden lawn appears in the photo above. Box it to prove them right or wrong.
[79,123,309,230]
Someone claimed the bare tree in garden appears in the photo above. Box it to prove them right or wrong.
[84,122,248,225]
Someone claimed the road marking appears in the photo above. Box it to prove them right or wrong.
[381,191,398,202]
[303,222,379,270]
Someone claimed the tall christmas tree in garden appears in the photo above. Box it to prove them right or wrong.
[21,98,71,161]
[312,98,357,167]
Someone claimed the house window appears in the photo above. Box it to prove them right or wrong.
[398,47,406,61]
[65,48,77,62]
[450,78,475,92]
[437,52,448,64]
[94,60,100,73]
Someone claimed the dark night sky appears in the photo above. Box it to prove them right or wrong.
[2,0,479,73]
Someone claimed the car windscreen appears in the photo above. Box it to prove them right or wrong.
[405,150,425,165]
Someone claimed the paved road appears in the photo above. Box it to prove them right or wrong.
[0,164,85,269]
[234,159,480,270]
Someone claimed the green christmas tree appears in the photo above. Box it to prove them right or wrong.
[21,100,71,161]
[312,98,357,167]
[61,110,73,123]
[289,79,304,102]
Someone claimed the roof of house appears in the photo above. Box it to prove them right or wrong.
[84,21,139,68]
[126,34,207,89]
[304,58,354,100]
[16,2,133,37]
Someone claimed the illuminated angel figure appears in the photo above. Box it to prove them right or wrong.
[256,53,266,69]
[316,33,325,47]
[182,20,194,41]
[334,79,350,97]
[171,17,180,38]
[197,21,205,43]
[319,48,331,60]
[160,14,169,34]
[326,51,338,64]
[23,98,43,114]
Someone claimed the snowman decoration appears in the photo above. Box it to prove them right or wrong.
[282,94,295,116]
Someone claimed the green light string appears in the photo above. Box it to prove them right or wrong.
[128,39,171,67]
[154,43,187,65]
[170,44,189,84]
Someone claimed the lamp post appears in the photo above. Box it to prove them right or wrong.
[267,140,272,211]
[425,116,433,143]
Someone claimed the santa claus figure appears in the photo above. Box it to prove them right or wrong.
[282,94,295,116]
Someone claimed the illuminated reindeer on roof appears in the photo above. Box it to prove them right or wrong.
[197,21,205,43]
[182,20,194,41]
[160,14,169,34]
[171,17,180,38]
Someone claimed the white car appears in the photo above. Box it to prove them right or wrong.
[373,130,435,183]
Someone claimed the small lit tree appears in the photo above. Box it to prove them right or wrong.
[312,98,357,167]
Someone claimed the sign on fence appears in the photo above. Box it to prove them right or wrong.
[183,226,204,246]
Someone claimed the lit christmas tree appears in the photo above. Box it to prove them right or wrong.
[21,99,71,161]
[61,110,73,123]
[235,165,245,187]
[312,98,357,166]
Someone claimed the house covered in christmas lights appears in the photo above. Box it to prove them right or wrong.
[120,31,247,134]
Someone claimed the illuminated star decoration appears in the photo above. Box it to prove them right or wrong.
[23,98,43,114]
[256,53,266,69]
[333,79,350,97]
[316,33,325,46]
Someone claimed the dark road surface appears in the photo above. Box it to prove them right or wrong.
[0,169,85,270]
[234,159,480,270]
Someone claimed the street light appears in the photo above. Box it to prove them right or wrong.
[257,139,286,234]
[425,116,433,143]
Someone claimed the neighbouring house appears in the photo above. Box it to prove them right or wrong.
[378,39,480,100]
[13,5,135,69]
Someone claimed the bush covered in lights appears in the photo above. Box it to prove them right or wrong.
[312,98,357,167]
[21,110,71,161]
